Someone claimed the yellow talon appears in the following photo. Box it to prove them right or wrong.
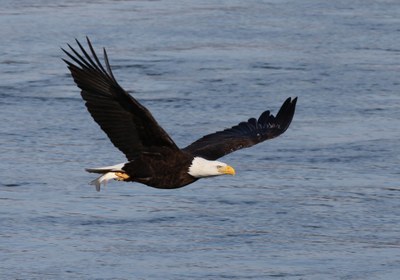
[115,172,130,181]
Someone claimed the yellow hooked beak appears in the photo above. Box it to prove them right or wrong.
[218,165,236,176]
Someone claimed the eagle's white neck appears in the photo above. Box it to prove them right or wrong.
[188,157,227,178]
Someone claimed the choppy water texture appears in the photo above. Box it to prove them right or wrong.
[1,1,400,279]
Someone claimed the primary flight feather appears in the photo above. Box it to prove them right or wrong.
[63,38,297,191]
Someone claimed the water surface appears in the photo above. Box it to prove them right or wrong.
[1,1,400,279]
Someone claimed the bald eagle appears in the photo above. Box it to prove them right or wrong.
[63,38,297,191]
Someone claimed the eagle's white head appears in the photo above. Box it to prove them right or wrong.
[188,157,236,178]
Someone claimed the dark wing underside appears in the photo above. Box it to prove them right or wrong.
[62,38,178,160]
[183,97,297,160]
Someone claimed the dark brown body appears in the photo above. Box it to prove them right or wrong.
[122,148,197,189]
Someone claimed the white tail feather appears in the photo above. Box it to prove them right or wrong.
[90,172,119,192]
[85,163,125,174]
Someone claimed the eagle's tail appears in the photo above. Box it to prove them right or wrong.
[85,163,125,174]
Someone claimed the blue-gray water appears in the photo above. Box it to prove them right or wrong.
[1,1,400,279]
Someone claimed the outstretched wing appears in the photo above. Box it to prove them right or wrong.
[63,38,178,161]
[183,97,297,160]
